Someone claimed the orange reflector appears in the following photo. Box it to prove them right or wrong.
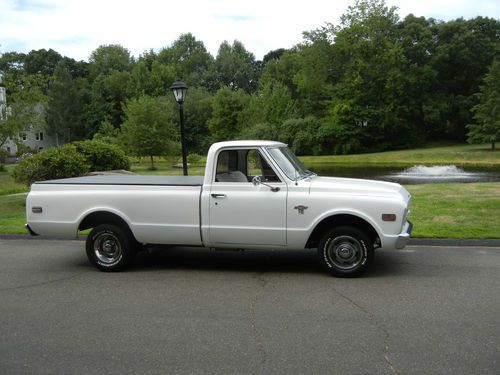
[382,214,396,221]
[32,207,43,214]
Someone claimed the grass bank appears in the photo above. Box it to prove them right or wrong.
[301,144,500,168]
[406,183,500,238]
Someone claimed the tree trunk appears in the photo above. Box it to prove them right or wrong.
[150,155,155,169]
[492,141,496,150]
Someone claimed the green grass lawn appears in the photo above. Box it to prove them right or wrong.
[1,144,499,238]
[300,143,500,168]
[0,194,27,234]
[0,165,29,195]
[129,157,206,176]
[406,183,500,238]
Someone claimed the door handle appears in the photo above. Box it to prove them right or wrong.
[211,193,227,198]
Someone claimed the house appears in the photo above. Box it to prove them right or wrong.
[0,71,59,157]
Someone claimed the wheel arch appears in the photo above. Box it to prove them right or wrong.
[305,213,380,249]
[78,209,137,241]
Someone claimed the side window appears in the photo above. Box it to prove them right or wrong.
[247,150,281,182]
[215,150,248,183]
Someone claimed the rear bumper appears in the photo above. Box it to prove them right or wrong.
[395,221,413,249]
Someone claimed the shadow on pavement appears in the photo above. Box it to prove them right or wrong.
[129,246,403,277]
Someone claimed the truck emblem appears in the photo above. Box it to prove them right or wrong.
[294,205,308,214]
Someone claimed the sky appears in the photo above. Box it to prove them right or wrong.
[1,0,499,62]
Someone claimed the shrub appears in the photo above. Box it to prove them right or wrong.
[13,146,89,185]
[13,140,131,186]
[187,153,202,165]
[15,142,32,157]
[73,140,130,171]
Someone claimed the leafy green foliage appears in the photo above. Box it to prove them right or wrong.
[120,95,178,169]
[467,60,500,149]
[89,45,132,78]
[157,33,214,89]
[1,1,499,157]
[12,140,130,185]
[208,87,249,142]
[45,61,86,143]
[72,140,130,171]
[182,88,213,154]
[13,145,89,185]
[92,119,121,145]
[214,40,259,93]
[0,73,47,148]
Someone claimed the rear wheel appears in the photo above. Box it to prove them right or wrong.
[86,224,136,272]
[317,226,373,277]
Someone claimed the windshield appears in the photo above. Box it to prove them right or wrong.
[267,147,312,180]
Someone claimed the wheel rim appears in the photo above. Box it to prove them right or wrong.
[326,235,363,271]
[94,233,122,265]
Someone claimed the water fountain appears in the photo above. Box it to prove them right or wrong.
[387,165,497,184]
[311,164,500,184]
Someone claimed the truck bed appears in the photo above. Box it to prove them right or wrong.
[35,175,204,186]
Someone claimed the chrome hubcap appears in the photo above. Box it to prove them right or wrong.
[327,235,363,270]
[94,233,122,264]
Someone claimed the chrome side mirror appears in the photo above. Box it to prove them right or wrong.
[252,176,262,186]
[252,175,280,192]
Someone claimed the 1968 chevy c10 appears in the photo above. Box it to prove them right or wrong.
[26,140,412,277]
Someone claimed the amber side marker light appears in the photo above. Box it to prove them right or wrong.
[382,214,396,221]
[32,207,43,214]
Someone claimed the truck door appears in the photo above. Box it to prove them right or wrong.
[209,148,287,247]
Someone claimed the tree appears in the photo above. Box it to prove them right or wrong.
[0,52,26,80]
[430,17,500,140]
[121,96,178,169]
[24,49,62,76]
[45,61,86,144]
[85,70,131,135]
[241,81,297,140]
[157,33,214,88]
[467,60,500,150]
[214,40,259,93]
[208,87,249,142]
[315,0,423,153]
[89,45,132,78]
[292,29,336,117]
[182,88,213,154]
[0,73,46,149]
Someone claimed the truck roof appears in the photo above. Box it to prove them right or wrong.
[211,140,287,149]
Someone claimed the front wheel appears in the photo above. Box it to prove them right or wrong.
[317,226,373,277]
[86,224,136,272]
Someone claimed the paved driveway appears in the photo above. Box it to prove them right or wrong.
[0,239,499,374]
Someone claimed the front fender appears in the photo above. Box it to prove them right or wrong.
[308,208,384,239]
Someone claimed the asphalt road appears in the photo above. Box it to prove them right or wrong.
[0,239,499,375]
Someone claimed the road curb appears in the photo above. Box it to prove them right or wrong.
[409,238,500,247]
[1,234,499,247]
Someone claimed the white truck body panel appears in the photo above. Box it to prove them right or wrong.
[27,183,203,246]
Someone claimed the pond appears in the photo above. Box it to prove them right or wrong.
[307,165,500,184]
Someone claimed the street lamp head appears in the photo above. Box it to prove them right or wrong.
[170,80,188,105]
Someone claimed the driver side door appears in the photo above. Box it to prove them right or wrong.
[209,148,287,247]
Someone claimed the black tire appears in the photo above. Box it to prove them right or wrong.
[86,224,136,272]
[317,226,373,278]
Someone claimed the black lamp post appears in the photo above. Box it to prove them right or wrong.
[170,80,189,176]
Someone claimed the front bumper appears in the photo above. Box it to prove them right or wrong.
[396,220,413,249]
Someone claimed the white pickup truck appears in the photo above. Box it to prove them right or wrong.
[26,140,412,277]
